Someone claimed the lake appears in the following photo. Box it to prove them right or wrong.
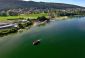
[0,16,85,58]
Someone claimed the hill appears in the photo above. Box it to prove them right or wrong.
[0,1,84,10]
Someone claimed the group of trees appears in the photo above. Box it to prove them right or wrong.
[56,10,85,16]
[37,16,49,22]
[0,11,19,16]
[18,19,33,29]
[0,28,18,37]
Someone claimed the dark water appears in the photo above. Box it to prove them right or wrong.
[0,17,85,58]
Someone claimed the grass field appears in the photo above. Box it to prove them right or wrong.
[0,13,48,22]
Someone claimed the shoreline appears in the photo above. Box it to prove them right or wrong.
[0,16,49,37]
[0,15,84,37]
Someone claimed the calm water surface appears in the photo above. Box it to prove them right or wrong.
[0,17,85,58]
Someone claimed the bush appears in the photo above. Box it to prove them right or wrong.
[37,16,49,22]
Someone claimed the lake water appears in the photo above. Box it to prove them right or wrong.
[0,16,85,58]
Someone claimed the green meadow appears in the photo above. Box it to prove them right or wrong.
[0,13,48,22]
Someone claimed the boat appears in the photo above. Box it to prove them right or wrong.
[33,40,40,45]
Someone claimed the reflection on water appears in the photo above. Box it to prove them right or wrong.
[0,16,85,58]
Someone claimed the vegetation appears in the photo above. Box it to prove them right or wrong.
[37,16,49,22]
[0,16,49,37]
[0,28,18,37]
[55,10,85,16]
[18,20,33,29]
[0,13,48,21]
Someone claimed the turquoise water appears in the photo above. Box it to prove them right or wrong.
[0,17,85,58]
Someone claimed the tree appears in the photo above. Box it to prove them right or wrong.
[37,16,49,22]
[0,11,7,16]
[8,11,19,16]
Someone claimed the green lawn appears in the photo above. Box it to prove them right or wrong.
[0,13,48,21]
